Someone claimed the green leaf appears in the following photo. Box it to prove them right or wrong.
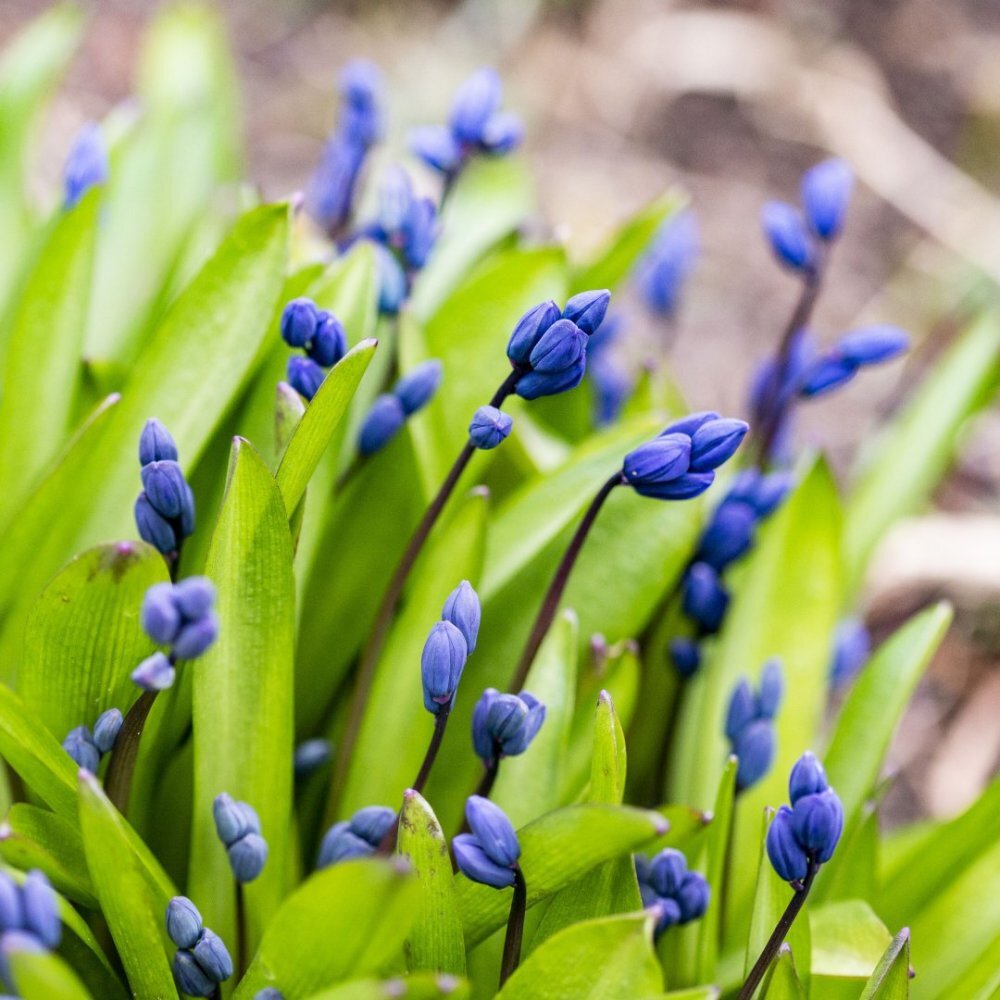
[18,541,167,740]
[457,804,668,947]
[859,929,910,1000]
[8,948,92,1000]
[234,858,419,998]
[810,900,891,981]
[397,790,466,975]
[304,975,471,1000]
[844,310,1000,592]
[77,771,177,1000]
[190,438,296,953]
[497,912,663,999]
[762,946,806,1000]
[0,191,99,518]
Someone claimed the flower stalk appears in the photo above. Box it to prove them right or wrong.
[104,690,158,814]
[499,866,527,987]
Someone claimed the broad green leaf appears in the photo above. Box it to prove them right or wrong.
[844,310,1000,592]
[190,439,295,953]
[497,912,662,999]
[77,771,177,1000]
[9,948,91,1000]
[457,804,668,947]
[817,804,878,905]
[664,991,721,1000]
[276,381,307,458]
[234,858,419,999]
[0,191,99,517]
[19,541,167,741]
[859,929,910,1000]
[810,900,891,992]
[397,790,466,975]
[763,946,806,999]
[304,975,471,1000]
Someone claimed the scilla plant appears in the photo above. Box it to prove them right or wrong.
[0,6,997,1000]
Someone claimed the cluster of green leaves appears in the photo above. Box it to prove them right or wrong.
[0,6,998,1000]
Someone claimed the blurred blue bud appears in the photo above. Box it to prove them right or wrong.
[450,68,502,144]
[308,313,348,367]
[469,405,513,449]
[92,708,123,755]
[441,580,481,653]
[789,751,829,805]
[697,500,756,570]
[410,125,462,174]
[669,638,701,679]
[506,300,561,365]
[675,870,711,923]
[142,583,182,645]
[562,289,611,336]
[294,739,333,777]
[166,897,203,950]
[192,928,233,983]
[339,59,384,147]
[682,562,729,632]
[761,201,814,272]
[21,872,60,950]
[636,210,700,317]
[307,137,366,234]
[649,849,686,897]
[213,793,259,846]
[377,165,413,233]
[661,411,719,438]
[752,472,795,517]
[63,122,108,208]
[141,461,189,520]
[0,877,23,933]
[131,652,175,691]
[766,806,809,882]
[724,680,756,743]
[172,613,219,660]
[401,196,438,270]
[452,833,516,889]
[790,789,843,863]
[623,433,691,496]
[758,659,784,719]
[173,949,216,997]
[375,244,408,315]
[799,355,857,397]
[228,833,268,883]
[837,325,909,366]
[829,617,870,691]
[254,991,285,1000]
[172,577,216,621]
[62,727,100,773]
[0,928,44,989]
[359,394,406,456]
[394,360,443,416]
[590,353,632,426]
[643,471,716,500]
[733,719,776,791]
[514,354,586,400]
[801,159,853,240]
[528,319,587,374]
[348,806,396,845]
[465,795,520,868]
[480,111,523,154]
[689,418,749,473]
[287,356,326,401]
[421,620,468,713]
[317,824,371,867]
[650,896,683,935]
[139,419,179,466]
[280,298,320,349]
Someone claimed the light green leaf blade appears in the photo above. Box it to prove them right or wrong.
[762,946,806,1000]
[397,790,466,976]
[8,948,92,1000]
[810,900,891,985]
[190,438,295,953]
[859,928,910,1000]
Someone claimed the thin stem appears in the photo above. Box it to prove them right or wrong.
[326,370,521,818]
[737,860,820,1000]
[235,883,247,980]
[104,690,158,814]
[499,867,527,988]
[509,472,622,692]
[457,760,501,836]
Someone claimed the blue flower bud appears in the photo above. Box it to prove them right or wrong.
[0,876,23,932]
[838,325,909,366]
[829,618,870,691]
[378,166,413,234]
[172,612,219,660]
[321,823,376,867]
[474,690,545,763]
[675,870,711,924]
[506,300,561,365]
[528,319,587,374]
[63,122,108,208]
[636,210,700,317]
[421,621,468,713]
[682,562,728,632]
[441,580,481,654]
[92,709,123,755]
[287,356,326,401]
[173,949,216,997]
[62,727,100,773]
[228,833,268,883]
[788,751,829,805]
[348,806,397,846]
[591,353,632,426]
[728,470,793,518]
[766,806,809,883]
[452,833,516,889]
[689,418,749,473]
[733,719,776,791]
[172,577,216,622]
[213,793,258,846]
[661,411,720,438]
[166,897,204,950]
[472,689,500,762]
[480,112,523,154]
[293,739,332,777]
[410,125,462,173]
[401,197,438,270]
[465,795,520,868]
[394,360,443,416]
[799,355,857,397]
[280,298,320,348]
[801,159,853,240]
[359,394,406,456]
[308,312,348,368]
[761,201,814,272]
[307,137,366,234]
[142,583,182,645]
[254,990,285,1000]
[179,483,196,538]
[339,59,384,147]
[141,461,189,520]
[758,659,783,719]
[697,500,756,570]
[649,849,686,897]
[469,405,513,450]
[450,68,502,144]
[643,471,716,500]
[192,928,233,982]
[650,897,682,935]
[669,638,701,679]
[562,290,611,336]
[139,419,179,465]
[131,652,175,691]
[514,355,587,400]
[724,680,756,743]
[0,928,45,990]
[623,433,691,495]
[790,790,843,863]
[21,871,60,949]
[375,244,408,315]
[496,693,545,756]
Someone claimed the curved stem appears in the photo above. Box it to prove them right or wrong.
[104,690,158,814]
[737,859,820,1000]
[499,867,527,988]
[509,472,622,692]
[235,883,247,979]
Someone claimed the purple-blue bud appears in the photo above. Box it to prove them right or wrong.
[449,68,502,145]
[790,789,843,863]
[643,471,716,500]
[21,872,60,949]
[339,60,384,147]
[172,577,216,621]
[166,897,204,950]
[752,472,795,517]
[375,244,408,315]
[527,319,587,374]
[761,201,815,272]
[441,580,481,654]
[623,433,692,494]
[192,928,233,982]
[287,356,326,401]
[669,638,701,679]
[724,680,756,744]
[799,355,857,397]
[254,990,285,1000]
[452,833,516,889]
[377,166,413,233]
[317,822,373,867]
[766,806,809,883]
[141,583,182,645]
[506,300,561,365]
[591,353,632,426]
[661,411,720,438]
[689,418,749,473]
[280,298,320,349]
[139,418,178,465]
[675,870,711,924]
[131,652,175,691]
[410,125,462,174]
[92,709,123,755]
[650,897,683,935]
[758,659,784,719]
[697,500,756,570]
[837,325,909,366]
[213,793,259,846]
[472,689,501,763]
[480,111,523,154]
[63,122,108,208]
[497,693,545,756]
[0,877,23,932]
[62,727,100,773]
[359,394,407,456]
[401,196,438,270]
[394,360,443,416]
[469,405,513,450]
[733,719,776,791]
[308,312,348,368]
[306,136,366,233]
[788,751,829,805]
[421,621,468,714]
[474,690,545,764]
[293,739,332,777]
[636,210,700,318]
[227,834,268,883]
[172,613,219,660]
[562,290,611,336]
[682,562,729,632]
[648,849,686,897]
[173,949,216,997]
[347,806,396,846]
[465,795,520,868]
[829,617,870,691]
[141,461,189,520]
[801,159,853,240]
[515,355,587,400]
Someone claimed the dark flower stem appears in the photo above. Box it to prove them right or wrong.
[104,689,159,814]
[235,883,247,979]
[456,759,501,837]
[509,472,623,692]
[736,859,820,1000]
[499,866,527,988]
[327,369,521,817]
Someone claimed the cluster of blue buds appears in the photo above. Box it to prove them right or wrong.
[725,659,783,791]
[634,848,710,937]
[213,793,268,883]
[670,468,793,677]
[468,405,514,450]
[358,360,443,455]
[307,60,383,235]
[63,122,108,209]
[471,689,546,769]
[798,325,909,398]
[622,411,748,502]
[280,297,349,401]
[829,617,871,692]
[61,709,123,773]
[507,291,610,400]
[132,577,219,691]
[165,896,233,998]
[635,210,700,319]
[410,67,522,181]
[317,805,395,867]
[293,738,333,778]
[767,752,844,883]
[0,870,61,991]
[587,314,633,426]
[453,796,521,889]
[421,581,481,714]
[134,419,195,557]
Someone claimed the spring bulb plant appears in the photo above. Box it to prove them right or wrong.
[0,7,993,1000]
